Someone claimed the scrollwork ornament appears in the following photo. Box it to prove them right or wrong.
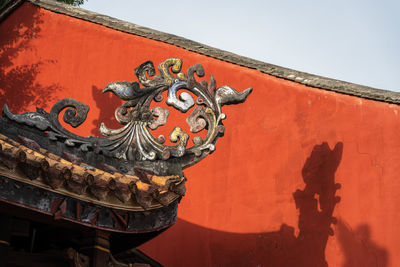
[3,58,252,169]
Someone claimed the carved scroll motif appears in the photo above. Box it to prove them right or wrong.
[4,58,252,169]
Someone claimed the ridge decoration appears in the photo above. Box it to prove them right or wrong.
[3,58,252,169]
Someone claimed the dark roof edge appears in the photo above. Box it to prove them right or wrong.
[2,0,400,104]
[0,0,24,23]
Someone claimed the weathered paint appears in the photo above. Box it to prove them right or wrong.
[0,3,398,267]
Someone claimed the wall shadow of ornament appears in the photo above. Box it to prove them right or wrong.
[337,220,388,267]
[91,85,122,137]
[141,142,368,267]
[0,4,61,112]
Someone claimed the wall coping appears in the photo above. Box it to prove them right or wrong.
[1,0,399,104]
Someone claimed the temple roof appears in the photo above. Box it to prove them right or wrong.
[1,0,399,104]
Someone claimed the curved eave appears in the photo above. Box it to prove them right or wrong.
[1,0,399,104]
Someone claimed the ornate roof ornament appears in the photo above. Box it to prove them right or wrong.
[0,58,252,233]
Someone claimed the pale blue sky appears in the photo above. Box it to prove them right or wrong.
[81,0,400,91]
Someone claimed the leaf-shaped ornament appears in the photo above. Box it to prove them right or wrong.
[215,86,253,106]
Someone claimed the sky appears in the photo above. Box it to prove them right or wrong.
[81,0,400,92]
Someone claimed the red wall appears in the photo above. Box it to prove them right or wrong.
[0,3,397,266]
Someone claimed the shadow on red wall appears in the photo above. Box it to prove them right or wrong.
[90,85,122,136]
[0,4,60,113]
[336,220,388,267]
[141,142,388,266]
